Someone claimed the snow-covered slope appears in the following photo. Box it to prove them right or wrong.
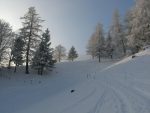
[0,49,150,113]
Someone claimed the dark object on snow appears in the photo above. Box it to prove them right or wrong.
[132,55,136,58]
[71,90,75,93]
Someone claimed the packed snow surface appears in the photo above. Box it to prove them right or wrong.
[1,49,150,113]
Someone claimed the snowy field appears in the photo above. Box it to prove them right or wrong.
[1,49,150,113]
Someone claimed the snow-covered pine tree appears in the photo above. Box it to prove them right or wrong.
[127,0,150,53]
[110,9,127,57]
[20,7,44,74]
[32,29,54,75]
[105,31,114,59]
[68,46,78,61]
[12,34,25,72]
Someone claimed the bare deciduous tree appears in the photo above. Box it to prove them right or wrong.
[54,45,66,62]
[86,33,97,59]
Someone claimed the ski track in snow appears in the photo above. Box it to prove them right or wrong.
[58,57,150,113]
[93,74,150,113]
[60,87,97,113]
[1,50,150,113]
[108,79,150,113]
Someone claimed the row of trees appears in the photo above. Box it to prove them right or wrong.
[54,45,78,62]
[86,22,116,62]
[87,0,150,62]
[0,7,55,75]
[0,7,79,75]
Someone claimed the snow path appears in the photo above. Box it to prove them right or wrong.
[62,53,150,113]
[1,50,150,113]
[100,77,150,113]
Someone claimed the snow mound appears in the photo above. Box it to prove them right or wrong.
[104,48,150,70]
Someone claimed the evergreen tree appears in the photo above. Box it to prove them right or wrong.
[20,7,44,74]
[68,46,78,61]
[105,31,114,59]
[12,34,25,72]
[32,29,54,75]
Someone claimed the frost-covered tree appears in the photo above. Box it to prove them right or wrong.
[0,19,14,65]
[95,23,105,62]
[124,10,134,53]
[32,29,54,75]
[110,10,126,56]
[68,46,78,61]
[20,7,44,74]
[54,44,66,62]
[105,31,114,59]
[87,23,105,62]
[12,35,25,72]
[125,10,133,36]
[127,0,150,53]
[86,33,97,59]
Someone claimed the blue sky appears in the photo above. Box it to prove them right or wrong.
[0,0,134,54]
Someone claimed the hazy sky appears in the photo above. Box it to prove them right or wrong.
[0,0,134,54]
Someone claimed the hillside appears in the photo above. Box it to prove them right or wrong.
[0,49,150,113]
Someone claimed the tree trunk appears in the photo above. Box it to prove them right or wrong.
[38,68,40,75]
[25,23,33,74]
[14,65,17,73]
[98,48,100,63]
[40,66,43,75]
[8,59,12,69]
[25,47,29,74]
[25,34,31,74]
[25,15,33,74]
[58,53,61,62]
[98,55,100,63]
[121,39,126,56]
[110,54,113,59]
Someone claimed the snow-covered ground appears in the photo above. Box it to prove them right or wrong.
[1,49,150,113]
